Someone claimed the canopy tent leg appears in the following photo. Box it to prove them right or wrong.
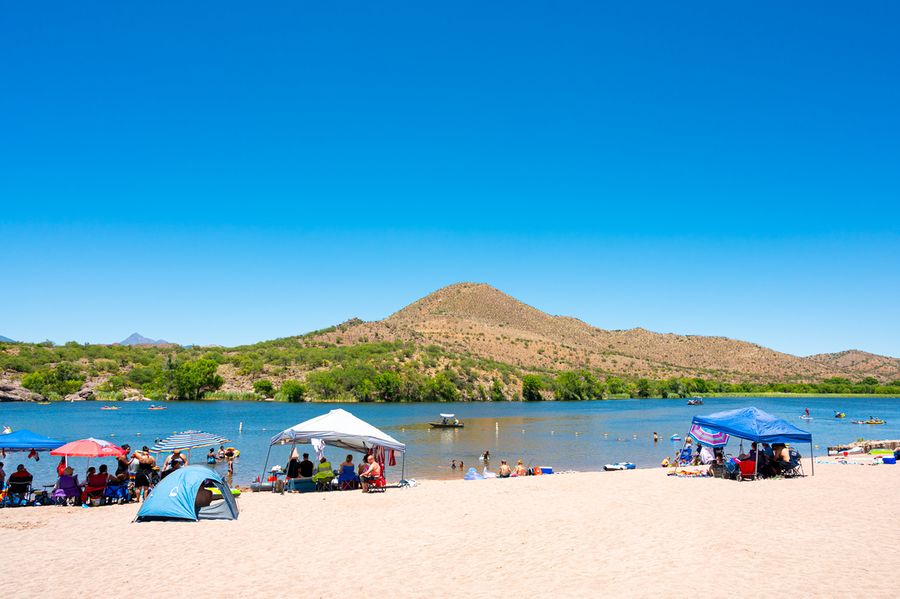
[401,452,406,482]
[260,443,273,486]
[754,445,759,481]
[810,440,815,476]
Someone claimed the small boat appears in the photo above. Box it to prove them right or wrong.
[100,406,119,411]
[834,411,846,419]
[604,462,636,471]
[852,419,886,425]
[429,413,464,428]
[799,415,812,421]
[687,398,703,406]
[147,405,167,411]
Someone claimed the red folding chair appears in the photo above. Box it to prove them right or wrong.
[738,460,757,481]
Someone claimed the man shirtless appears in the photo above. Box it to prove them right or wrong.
[359,455,381,493]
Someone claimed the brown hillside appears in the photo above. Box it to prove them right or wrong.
[312,283,899,382]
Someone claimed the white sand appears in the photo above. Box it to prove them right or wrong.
[2,461,898,598]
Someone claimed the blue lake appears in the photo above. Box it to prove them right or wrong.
[2,396,898,486]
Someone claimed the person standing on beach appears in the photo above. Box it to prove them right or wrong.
[0,462,5,488]
[133,447,155,501]
[115,445,131,482]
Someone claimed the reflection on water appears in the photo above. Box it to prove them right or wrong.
[3,396,899,485]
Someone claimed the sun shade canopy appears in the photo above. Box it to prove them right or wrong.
[270,408,406,453]
[0,429,65,452]
[691,407,812,444]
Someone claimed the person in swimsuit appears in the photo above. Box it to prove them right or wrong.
[133,447,156,500]
[498,460,512,478]
[163,449,187,472]
[115,445,131,482]
[514,460,527,476]
[359,455,382,493]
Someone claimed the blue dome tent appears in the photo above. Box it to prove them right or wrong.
[134,466,238,522]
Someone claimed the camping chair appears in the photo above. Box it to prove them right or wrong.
[104,480,131,504]
[738,459,757,481]
[779,448,804,478]
[313,468,336,492]
[3,477,34,507]
[82,474,109,505]
[362,474,386,493]
[52,475,81,506]
[677,448,693,466]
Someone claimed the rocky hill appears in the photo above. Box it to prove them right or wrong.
[310,282,900,382]
[116,332,172,346]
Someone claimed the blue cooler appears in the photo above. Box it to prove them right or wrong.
[541,467,553,474]
[882,456,896,465]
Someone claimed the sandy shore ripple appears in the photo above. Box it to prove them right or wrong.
[1,461,898,598]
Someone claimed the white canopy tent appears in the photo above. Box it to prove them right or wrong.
[263,408,407,482]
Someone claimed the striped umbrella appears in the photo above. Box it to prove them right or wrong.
[688,424,729,447]
[151,430,229,452]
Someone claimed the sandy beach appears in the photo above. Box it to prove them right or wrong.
[2,462,898,598]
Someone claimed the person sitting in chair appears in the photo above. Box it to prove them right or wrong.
[771,443,792,473]
[338,455,358,489]
[299,453,314,478]
[312,457,334,488]
[359,454,382,492]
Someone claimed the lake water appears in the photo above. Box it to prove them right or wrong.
[2,397,898,486]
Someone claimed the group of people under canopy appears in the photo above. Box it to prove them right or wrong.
[664,407,812,480]
[0,429,235,508]
[267,408,406,493]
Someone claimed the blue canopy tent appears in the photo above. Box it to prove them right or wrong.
[691,407,814,476]
[0,429,65,452]
[134,465,238,522]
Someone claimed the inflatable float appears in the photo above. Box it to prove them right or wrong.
[604,462,636,471]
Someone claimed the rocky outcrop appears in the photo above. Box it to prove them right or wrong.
[0,379,45,402]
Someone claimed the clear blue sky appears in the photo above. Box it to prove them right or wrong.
[2,2,898,357]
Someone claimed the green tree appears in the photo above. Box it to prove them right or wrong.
[279,379,307,402]
[522,375,544,401]
[426,373,460,402]
[490,379,505,402]
[374,371,402,402]
[21,362,85,398]
[253,379,275,397]
[173,359,224,400]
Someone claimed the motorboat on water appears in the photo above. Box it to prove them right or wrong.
[429,413,464,428]
[147,404,167,411]
[687,398,703,405]
[100,405,119,411]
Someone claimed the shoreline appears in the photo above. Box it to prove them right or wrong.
[2,465,898,597]
[13,392,900,404]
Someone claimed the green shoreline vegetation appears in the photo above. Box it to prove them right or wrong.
[3,340,899,403]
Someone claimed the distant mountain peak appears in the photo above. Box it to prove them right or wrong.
[0,334,15,343]
[118,332,170,346]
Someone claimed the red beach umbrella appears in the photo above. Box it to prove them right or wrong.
[50,437,126,458]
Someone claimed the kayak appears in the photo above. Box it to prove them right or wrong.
[604,462,636,471]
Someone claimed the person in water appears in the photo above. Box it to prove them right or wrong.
[498,460,511,478]
[450,459,457,470]
[207,448,217,464]
[360,454,382,492]
[653,432,659,443]
[217,445,226,460]
[163,449,187,471]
